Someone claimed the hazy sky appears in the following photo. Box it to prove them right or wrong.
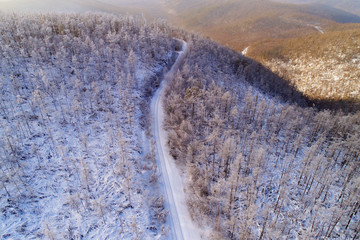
[0,0,171,22]
[1,0,359,18]
[0,0,165,12]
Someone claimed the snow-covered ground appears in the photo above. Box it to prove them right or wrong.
[0,13,178,240]
[314,25,324,34]
[242,46,249,56]
[151,41,203,240]
[161,35,360,239]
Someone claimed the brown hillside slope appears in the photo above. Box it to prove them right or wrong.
[164,0,360,108]
[166,0,360,52]
[249,25,360,106]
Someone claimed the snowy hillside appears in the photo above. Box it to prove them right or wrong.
[0,13,178,239]
[1,11,359,240]
[164,35,360,239]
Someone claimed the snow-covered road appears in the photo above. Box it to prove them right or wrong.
[151,41,202,240]
[242,46,249,56]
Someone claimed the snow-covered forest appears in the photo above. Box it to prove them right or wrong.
[0,13,179,239]
[1,11,359,240]
[164,36,360,239]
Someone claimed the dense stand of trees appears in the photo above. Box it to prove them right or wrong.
[1,11,359,240]
[252,27,360,110]
[0,13,177,239]
[164,36,360,239]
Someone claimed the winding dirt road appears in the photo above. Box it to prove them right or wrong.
[151,41,202,240]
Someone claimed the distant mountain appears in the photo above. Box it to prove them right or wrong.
[303,3,360,23]
[321,0,360,16]
[164,0,360,52]
[271,0,360,16]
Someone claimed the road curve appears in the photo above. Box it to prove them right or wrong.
[151,40,202,240]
